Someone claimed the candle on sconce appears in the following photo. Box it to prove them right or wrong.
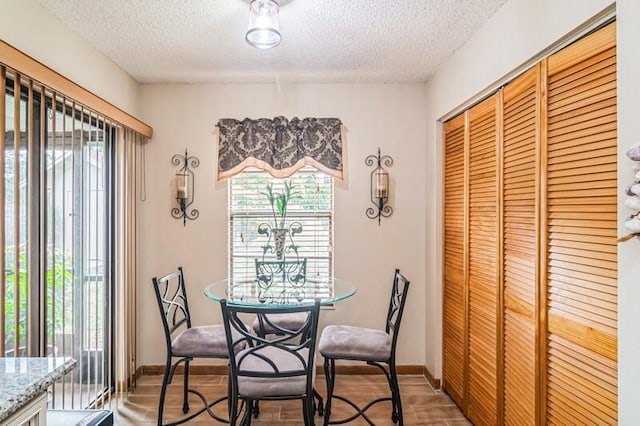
[177,174,188,199]
[375,171,388,199]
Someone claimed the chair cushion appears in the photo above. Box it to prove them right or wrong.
[236,345,313,398]
[251,312,309,335]
[172,324,242,358]
[319,325,391,362]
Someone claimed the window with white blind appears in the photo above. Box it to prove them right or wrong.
[229,167,333,281]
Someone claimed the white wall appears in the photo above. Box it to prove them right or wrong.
[0,0,139,114]
[137,83,427,366]
[425,0,640,422]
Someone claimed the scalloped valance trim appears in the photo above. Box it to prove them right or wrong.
[216,116,344,181]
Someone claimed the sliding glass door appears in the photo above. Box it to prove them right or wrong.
[2,74,114,409]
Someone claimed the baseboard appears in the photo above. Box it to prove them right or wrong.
[135,366,144,381]
[141,364,424,376]
[423,365,441,389]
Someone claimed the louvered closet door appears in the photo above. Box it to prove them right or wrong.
[442,114,466,408]
[467,95,498,425]
[502,66,538,425]
[544,22,617,424]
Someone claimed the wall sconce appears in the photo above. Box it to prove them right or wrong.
[365,148,394,225]
[171,149,200,226]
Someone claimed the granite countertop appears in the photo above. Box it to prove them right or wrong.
[0,357,76,422]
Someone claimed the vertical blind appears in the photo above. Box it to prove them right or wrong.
[114,128,142,403]
[229,166,333,282]
[1,64,115,410]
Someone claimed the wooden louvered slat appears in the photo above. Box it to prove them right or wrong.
[547,335,617,424]
[547,23,616,75]
[548,47,615,89]
[442,113,466,408]
[548,62,615,99]
[504,311,535,422]
[502,65,538,426]
[467,95,498,425]
[545,22,617,424]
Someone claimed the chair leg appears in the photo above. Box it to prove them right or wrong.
[157,358,172,426]
[388,360,403,425]
[302,399,310,425]
[314,389,324,416]
[241,399,253,425]
[323,357,335,426]
[303,396,316,425]
[183,359,190,413]
[228,390,239,426]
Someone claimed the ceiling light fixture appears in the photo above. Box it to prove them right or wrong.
[246,0,281,49]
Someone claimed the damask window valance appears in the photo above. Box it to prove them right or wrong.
[216,116,344,181]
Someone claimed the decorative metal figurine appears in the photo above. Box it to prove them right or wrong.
[257,221,303,261]
[256,221,305,303]
[366,147,393,225]
[171,149,199,226]
[255,258,307,304]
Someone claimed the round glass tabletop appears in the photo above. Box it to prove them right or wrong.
[204,277,356,308]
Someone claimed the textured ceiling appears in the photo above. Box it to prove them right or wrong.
[37,0,507,84]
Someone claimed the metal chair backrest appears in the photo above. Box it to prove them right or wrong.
[152,267,192,351]
[221,300,320,395]
[385,269,411,353]
[255,258,307,288]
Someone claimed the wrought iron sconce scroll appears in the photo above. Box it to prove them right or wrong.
[171,149,199,226]
[365,147,393,225]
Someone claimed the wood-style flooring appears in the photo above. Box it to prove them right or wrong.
[110,374,469,425]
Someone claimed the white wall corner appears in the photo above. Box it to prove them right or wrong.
[0,0,141,115]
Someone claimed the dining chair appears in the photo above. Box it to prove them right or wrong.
[152,267,234,426]
[220,299,321,425]
[251,258,323,418]
[319,269,410,425]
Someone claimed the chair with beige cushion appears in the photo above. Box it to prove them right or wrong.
[319,269,410,425]
[251,258,324,418]
[152,267,236,426]
[221,299,321,425]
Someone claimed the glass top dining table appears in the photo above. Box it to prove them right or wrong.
[204,276,356,308]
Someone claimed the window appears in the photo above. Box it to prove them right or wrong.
[229,166,333,281]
